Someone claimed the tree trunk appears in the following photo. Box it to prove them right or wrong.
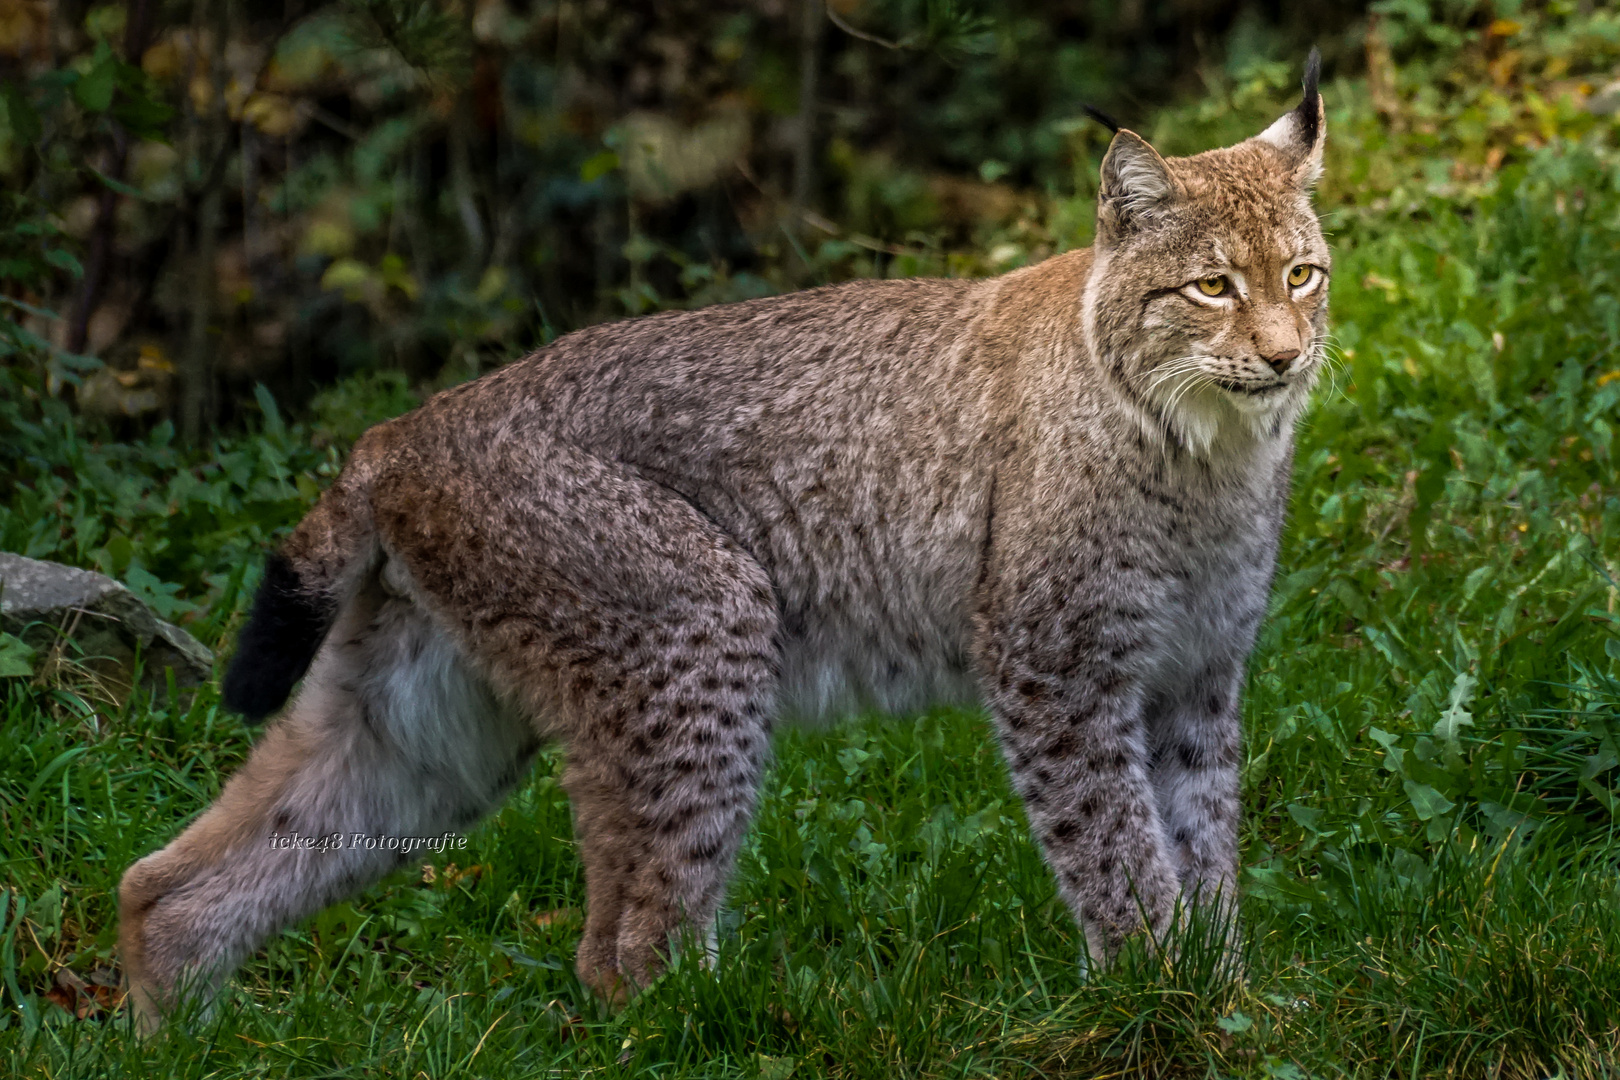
[791,0,825,229]
[181,183,220,442]
[181,0,230,441]
[65,0,154,355]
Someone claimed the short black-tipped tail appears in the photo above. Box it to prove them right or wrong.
[222,553,339,723]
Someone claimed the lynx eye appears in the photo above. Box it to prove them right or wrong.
[1195,275,1229,297]
[1287,264,1314,287]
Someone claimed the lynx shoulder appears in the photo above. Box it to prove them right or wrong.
[119,54,1329,1030]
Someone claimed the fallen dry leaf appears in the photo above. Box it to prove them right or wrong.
[533,907,581,929]
[44,967,125,1020]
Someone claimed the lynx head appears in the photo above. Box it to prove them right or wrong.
[1083,51,1330,456]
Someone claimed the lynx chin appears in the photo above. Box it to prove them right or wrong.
[119,53,1330,1030]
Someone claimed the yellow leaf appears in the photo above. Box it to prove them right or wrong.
[141,38,184,83]
[302,219,355,258]
[84,4,126,42]
[224,77,253,121]
[0,4,49,59]
[189,75,214,115]
[242,92,303,138]
[579,150,619,183]
[475,266,508,304]
[378,253,421,300]
[137,343,173,372]
[264,41,330,92]
[319,258,371,294]
[533,907,580,928]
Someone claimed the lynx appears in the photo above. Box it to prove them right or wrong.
[119,55,1329,1031]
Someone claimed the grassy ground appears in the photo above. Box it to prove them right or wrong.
[5,47,1620,1080]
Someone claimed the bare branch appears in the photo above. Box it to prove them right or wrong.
[824,1,907,51]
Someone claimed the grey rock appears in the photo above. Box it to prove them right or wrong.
[1588,79,1620,116]
[0,552,213,693]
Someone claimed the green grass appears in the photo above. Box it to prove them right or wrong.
[6,65,1620,1080]
[3,700,1619,1077]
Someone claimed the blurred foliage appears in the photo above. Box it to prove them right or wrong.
[0,383,336,646]
[6,1,1620,437]
[0,0,1372,434]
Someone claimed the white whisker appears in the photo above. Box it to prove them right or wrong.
[1141,357,1212,396]
[1131,355,1209,388]
[1144,364,1206,397]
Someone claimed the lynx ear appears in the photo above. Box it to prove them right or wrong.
[1097,129,1175,242]
[1256,47,1325,187]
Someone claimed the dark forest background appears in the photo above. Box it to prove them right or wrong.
[2,0,1380,439]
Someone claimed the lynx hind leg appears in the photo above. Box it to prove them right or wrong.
[564,672,773,1006]
[118,577,538,1033]
[372,438,780,1003]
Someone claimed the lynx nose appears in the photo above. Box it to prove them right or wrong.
[1263,348,1300,373]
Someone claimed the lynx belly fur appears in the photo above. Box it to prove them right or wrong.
[119,56,1330,1030]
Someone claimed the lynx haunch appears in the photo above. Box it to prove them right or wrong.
[119,54,1330,1030]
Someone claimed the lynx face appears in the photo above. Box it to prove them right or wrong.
[1085,100,1331,454]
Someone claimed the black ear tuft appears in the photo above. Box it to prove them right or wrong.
[221,553,336,722]
[1082,104,1121,135]
[1297,46,1322,144]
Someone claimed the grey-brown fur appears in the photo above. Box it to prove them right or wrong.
[119,64,1330,1030]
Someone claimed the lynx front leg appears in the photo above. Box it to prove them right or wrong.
[977,594,1179,969]
[1144,662,1245,971]
[1146,663,1242,902]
